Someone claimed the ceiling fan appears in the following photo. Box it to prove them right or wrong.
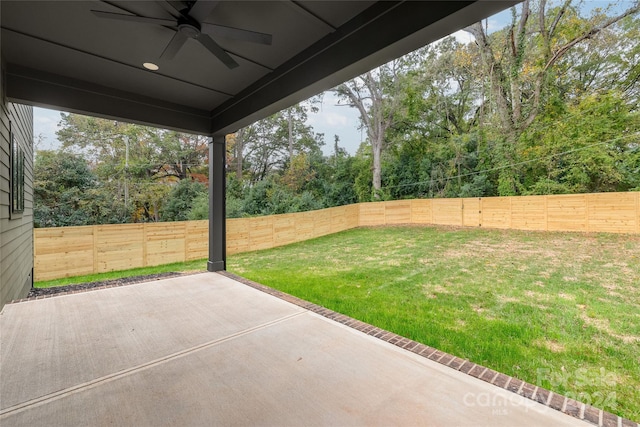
[91,0,273,69]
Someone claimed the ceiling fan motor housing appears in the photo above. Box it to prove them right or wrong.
[177,15,201,39]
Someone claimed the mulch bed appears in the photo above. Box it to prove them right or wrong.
[27,272,183,298]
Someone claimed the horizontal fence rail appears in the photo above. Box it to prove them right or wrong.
[34,192,640,281]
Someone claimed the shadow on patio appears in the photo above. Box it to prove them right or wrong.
[1,273,595,426]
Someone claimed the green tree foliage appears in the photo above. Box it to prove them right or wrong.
[56,113,207,220]
[520,91,640,193]
[160,179,207,222]
[35,1,639,227]
[34,150,129,227]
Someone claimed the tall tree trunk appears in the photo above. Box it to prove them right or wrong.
[235,129,244,181]
[287,108,294,160]
[335,62,405,200]
[371,135,383,198]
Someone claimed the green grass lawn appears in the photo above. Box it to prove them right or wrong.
[34,259,208,288]
[227,226,640,421]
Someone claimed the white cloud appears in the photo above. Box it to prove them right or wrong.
[33,107,63,150]
[307,96,364,155]
[452,30,474,45]
[310,110,350,128]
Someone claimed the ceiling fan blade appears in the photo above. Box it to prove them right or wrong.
[197,34,239,69]
[91,10,177,26]
[161,30,189,60]
[188,0,220,23]
[156,1,185,19]
[201,23,272,45]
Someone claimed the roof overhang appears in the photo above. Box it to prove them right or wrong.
[1,1,519,136]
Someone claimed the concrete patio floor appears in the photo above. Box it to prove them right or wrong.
[1,273,593,426]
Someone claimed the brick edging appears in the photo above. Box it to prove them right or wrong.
[220,271,638,427]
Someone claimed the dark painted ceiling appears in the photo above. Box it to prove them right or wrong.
[1,1,517,136]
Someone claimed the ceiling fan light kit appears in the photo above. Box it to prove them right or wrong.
[91,0,273,70]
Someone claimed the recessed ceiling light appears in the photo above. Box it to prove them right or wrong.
[143,62,159,71]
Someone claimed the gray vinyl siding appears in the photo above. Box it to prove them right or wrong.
[1,62,34,311]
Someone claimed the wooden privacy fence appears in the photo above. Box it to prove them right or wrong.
[34,221,209,282]
[34,192,640,281]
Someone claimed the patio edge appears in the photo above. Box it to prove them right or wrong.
[220,271,638,427]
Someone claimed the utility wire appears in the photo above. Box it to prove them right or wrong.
[382,132,640,190]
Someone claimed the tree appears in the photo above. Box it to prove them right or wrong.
[520,90,640,193]
[334,56,416,199]
[33,150,129,227]
[160,179,208,222]
[56,113,208,219]
[464,0,640,194]
[229,100,324,184]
